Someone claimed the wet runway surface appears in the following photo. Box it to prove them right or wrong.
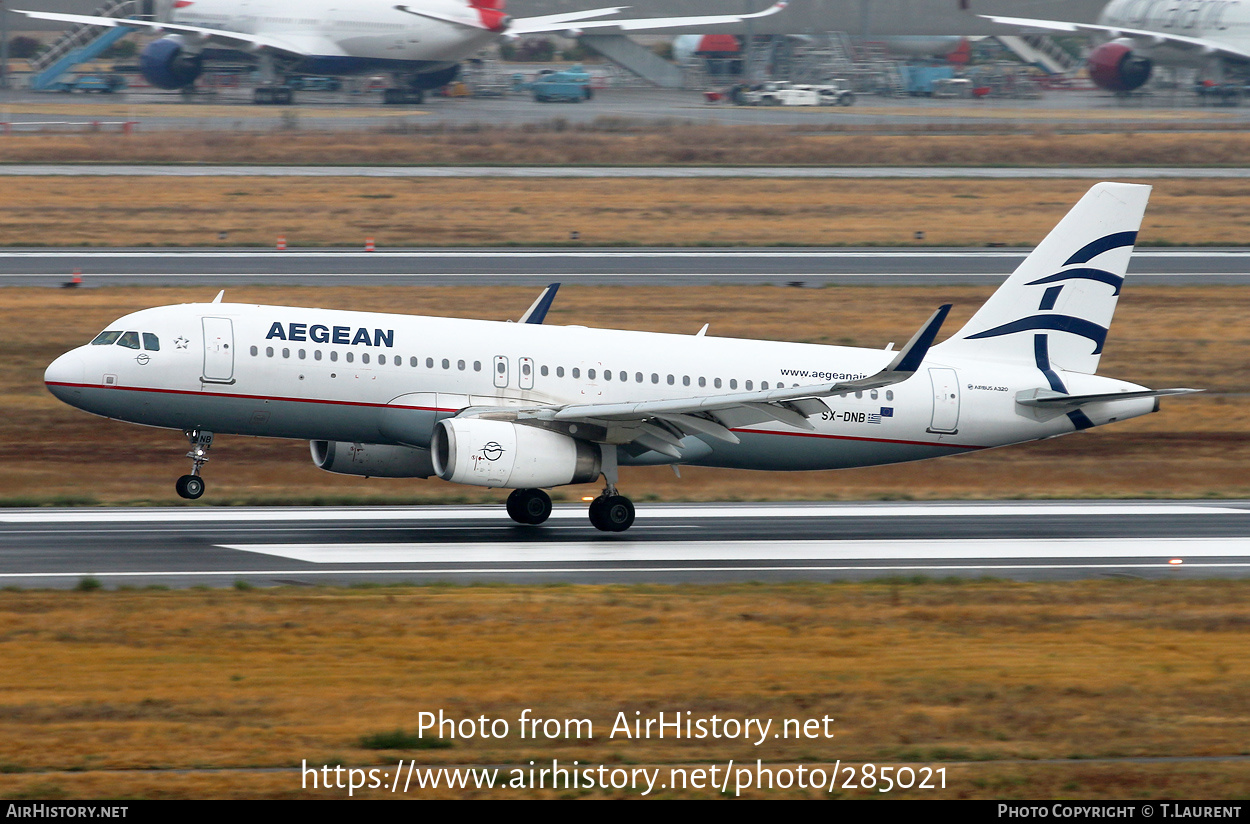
[3,501,1248,588]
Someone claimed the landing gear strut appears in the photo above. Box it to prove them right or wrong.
[506,488,552,525]
[176,429,213,500]
[588,444,634,532]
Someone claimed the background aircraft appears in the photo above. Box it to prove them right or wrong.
[43,184,1196,532]
[983,0,1250,92]
[15,0,785,103]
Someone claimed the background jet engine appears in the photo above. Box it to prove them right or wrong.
[139,36,204,89]
[1086,40,1152,93]
[431,419,601,489]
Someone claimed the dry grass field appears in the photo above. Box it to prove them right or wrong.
[0,581,1245,799]
[1,176,1250,247]
[4,125,1250,167]
[4,283,1247,505]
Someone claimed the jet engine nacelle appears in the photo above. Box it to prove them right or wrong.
[139,36,204,90]
[310,440,435,478]
[431,418,601,489]
[1086,41,1152,93]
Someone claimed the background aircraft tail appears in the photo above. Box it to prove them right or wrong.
[933,182,1151,375]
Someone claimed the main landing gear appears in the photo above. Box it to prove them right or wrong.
[506,488,552,525]
[175,429,213,500]
[588,488,635,533]
[503,447,636,532]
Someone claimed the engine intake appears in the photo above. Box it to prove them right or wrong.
[432,419,601,489]
[1086,41,1152,93]
[311,441,435,478]
[139,36,204,90]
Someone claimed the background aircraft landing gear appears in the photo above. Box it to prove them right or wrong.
[176,429,213,500]
[383,88,424,105]
[506,488,552,525]
[254,86,294,105]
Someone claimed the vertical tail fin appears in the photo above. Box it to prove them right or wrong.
[933,182,1151,375]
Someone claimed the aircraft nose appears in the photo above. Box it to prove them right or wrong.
[45,351,86,400]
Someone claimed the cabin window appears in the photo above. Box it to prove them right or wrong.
[855,391,863,399]
[315,350,323,361]
[410,357,418,367]
[714,378,722,389]
[667,375,674,385]
[557,366,565,378]
[588,369,597,380]
[250,346,258,356]
[652,373,659,384]
[746,381,753,390]
[361,353,369,364]
[474,361,482,372]
[603,370,611,381]
[635,372,643,383]
[91,331,122,346]
[299,349,306,360]
[541,365,549,377]
[458,360,466,371]
[572,368,580,379]
[330,351,338,362]
[377,354,385,365]
[870,390,878,400]
[142,333,160,351]
[886,390,894,401]
[730,379,737,389]
[117,332,141,350]
[346,352,354,363]
[762,382,769,390]
[698,377,707,388]
[266,346,274,357]
[426,357,434,369]
[443,359,450,370]
[683,376,691,387]
[283,348,290,358]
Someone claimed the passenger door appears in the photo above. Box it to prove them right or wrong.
[202,317,235,384]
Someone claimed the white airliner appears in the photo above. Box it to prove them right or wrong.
[43,183,1197,532]
[984,0,1250,93]
[18,0,786,104]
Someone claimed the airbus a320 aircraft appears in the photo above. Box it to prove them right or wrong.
[44,184,1196,532]
[984,0,1250,93]
[17,0,786,104]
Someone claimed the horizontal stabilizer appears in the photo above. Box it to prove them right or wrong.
[1016,387,1202,407]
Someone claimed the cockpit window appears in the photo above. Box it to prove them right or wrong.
[91,331,122,346]
[142,333,160,351]
[117,331,141,350]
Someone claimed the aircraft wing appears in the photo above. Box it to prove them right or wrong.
[510,1,788,36]
[12,9,319,57]
[980,14,1250,62]
[465,304,950,459]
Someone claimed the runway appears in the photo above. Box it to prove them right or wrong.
[3,247,1250,286]
[3,501,1248,588]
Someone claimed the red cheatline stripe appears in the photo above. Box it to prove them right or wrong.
[47,381,986,450]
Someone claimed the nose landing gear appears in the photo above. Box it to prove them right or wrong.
[175,429,213,500]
